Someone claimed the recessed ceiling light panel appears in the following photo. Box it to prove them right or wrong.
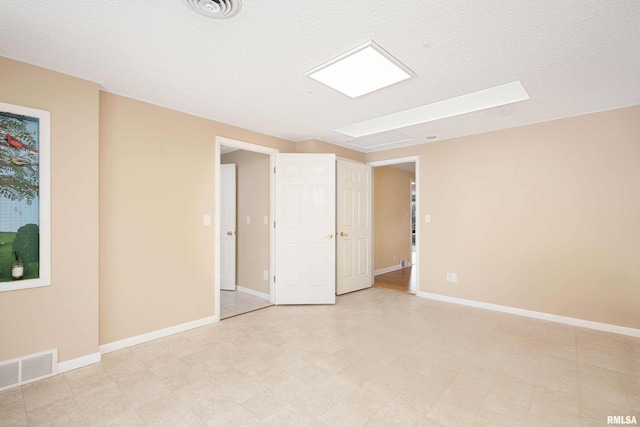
[334,81,530,137]
[305,40,415,98]
[183,0,242,19]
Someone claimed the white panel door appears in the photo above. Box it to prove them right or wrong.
[275,154,336,305]
[336,160,372,295]
[220,164,236,291]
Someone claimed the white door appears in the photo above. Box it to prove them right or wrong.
[336,160,372,295]
[274,154,336,304]
[220,164,236,291]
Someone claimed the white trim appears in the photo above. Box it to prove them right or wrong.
[0,102,51,292]
[237,285,270,301]
[215,136,278,314]
[417,291,640,338]
[374,265,406,276]
[217,136,280,155]
[368,156,419,168]
[368,156,420,295]
[99,315,218,354]
[58,352,101,373]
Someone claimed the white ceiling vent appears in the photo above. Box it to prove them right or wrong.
[183,0,242,19]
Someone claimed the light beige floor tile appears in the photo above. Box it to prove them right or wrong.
[90,409,146,427]
[220,290,272,319]
[311,373,359,406]
[320,401,369,427]
[10,288,639,427]
[0,388,28,427]
[22,374,73,411]
[241,393,285,421]
[529,384,579,425]
[0,410,29,427]
[426,402,477,427]
[526,412,581,427]
[173,378,224,411]
[543,341,577,361]
[289,391,336,419]
[474,383,532,427]
[579,379,631,419]
[534,354,578,393]
[136,393,202,426]
[416,416,450,427]
[70,372,133,425]
[263,402,320,427]
[0,386,25,411]
[366,402,422,427]
[143,353,190,379]
[101,350,147,383]
[26,395,86,426]
[343,386,391,414]
[114,368,172,407]
[474,411,529,427]
[199,397,260,426]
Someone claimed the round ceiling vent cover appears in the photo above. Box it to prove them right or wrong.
[183,0,242,19]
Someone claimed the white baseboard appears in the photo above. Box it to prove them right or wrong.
[416,291,640,338]
[237,285,270,301]
[58,352,101,373]
[374,265,404,276]
[99,315,219,354]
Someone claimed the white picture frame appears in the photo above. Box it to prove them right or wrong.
[0,101,50,292]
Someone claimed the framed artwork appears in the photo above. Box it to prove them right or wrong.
[0,101,50,292]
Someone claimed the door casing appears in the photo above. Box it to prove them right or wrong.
[368,156,420,294]
[215,137,278,320]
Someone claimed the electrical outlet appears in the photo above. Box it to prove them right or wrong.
[446,273,458,283]
[263,270,268,280]
[246,216,251,224]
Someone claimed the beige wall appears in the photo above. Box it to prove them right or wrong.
[373,166,413,271]
[221,150,270,294]
[0,57,100,362]
[99,93,293,345]
[4,54,639,367]
[367,106,640,329]
[296,139,365,162]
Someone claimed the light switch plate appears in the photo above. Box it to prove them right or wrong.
[204,214,211,226]
[425,214,431,223]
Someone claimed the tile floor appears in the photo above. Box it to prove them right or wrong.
[220,290,272,320]
[1,288,638,426]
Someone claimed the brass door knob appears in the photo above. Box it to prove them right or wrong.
[227,231,233,236]
[339,232,348,237]
[323,233,333,239]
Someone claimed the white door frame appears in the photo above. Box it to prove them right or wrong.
[368,156,420,294]
[215,136,278,320]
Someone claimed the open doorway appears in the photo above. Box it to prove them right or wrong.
[369,157,419,294]
[215,137,277,319]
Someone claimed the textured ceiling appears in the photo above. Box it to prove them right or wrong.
[1,1,639,152]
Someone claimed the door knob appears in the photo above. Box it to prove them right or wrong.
[339,232,348,237]
[227,231,233,236]
[323,233,333,239]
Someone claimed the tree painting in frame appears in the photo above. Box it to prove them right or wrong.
[0,101,50,292]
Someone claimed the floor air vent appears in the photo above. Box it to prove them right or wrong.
[0,349,57,391]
